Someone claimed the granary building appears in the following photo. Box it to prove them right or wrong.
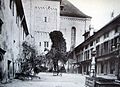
[71,14,120,79]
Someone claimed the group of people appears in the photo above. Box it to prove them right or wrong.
[32,60,66,76]
[52,60,65,76]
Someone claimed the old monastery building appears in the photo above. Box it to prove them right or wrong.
[22,0,91,54]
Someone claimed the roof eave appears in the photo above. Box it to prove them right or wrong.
[60,14,91,18]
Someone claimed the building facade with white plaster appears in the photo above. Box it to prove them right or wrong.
[22,0,91,54]
[0,0,29,82]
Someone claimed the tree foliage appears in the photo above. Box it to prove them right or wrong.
[21,41,45,74]
[46,31,67,65]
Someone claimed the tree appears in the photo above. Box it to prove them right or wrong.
[21,40,48,75]
[46,31,67,73]
[21,41,37,74]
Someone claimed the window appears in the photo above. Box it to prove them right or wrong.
[60,5,64,10]
[23,30,25,40]
[104,33,109,39]
[0,19,3,34]
[44,17,47,22]
[104,41,109,54]
[85,45,88,49]
[71,27,76,47]
[84,50,89,60]
[101,63,104,73]
[90,41,93,46]
[110,39,114,51]
[115,28,118,33]
[16,16,19,26]
[9,0,14,16]
[44,41,49,48]
[110,60,115,74]
[46,42,49,47]
[87,50,89,60]
[115,36,119,47]
[96,37,100,43]
[10,0,12,8]
[39,42,41,46]
[0,0,1,9]
[96,45,100,57]
[115,26,120,33]
[0,0,5,9]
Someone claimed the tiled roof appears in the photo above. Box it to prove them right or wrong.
[60,0,91,18]
[75,14,120,51]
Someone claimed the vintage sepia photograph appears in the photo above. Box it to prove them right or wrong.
[0,0,120,87]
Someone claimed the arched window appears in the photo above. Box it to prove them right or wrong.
[71,27,76,48]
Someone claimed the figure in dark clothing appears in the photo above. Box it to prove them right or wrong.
[53,59,59,76]
[34,66,39,75]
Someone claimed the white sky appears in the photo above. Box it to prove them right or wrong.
[68,0,120,31]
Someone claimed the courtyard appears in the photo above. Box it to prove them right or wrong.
[1,73,86,87]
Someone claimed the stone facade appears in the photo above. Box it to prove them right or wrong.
[22,0,60,54]
[0,0,29,82]
[22,0,91,54]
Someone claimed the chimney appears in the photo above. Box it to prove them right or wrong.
[89,25,94,36]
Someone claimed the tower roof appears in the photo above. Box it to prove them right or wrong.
[60,0,91,18]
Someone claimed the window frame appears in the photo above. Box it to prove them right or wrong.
[104,33,109,39]
[71,27,76,47]
[44,41,49,48]
[0,19,3,34]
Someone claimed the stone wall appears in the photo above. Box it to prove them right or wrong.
[0,0,28,82]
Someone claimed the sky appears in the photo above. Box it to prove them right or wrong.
[68,0,120,31]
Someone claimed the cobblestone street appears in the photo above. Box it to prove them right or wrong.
[2,73,86,87]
